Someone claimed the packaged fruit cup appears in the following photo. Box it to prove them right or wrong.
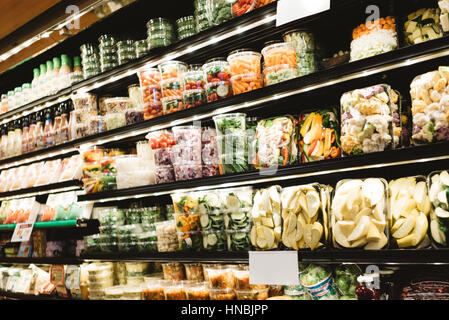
[104,97,131,113]
[144,102,163,120]
[162,96,184,114]
[205,81,232,102]
[262,42,297,69]
[71,93,97,111]
[227,49,262,76]
[146,130,176,150]
[164,281,186,300]
[183,70,205,89]
[213,113,247,136]
[206,0,233,26]
[206,265,236,289]
[232,0,258,17]
[202,58,231,84]
[171,144,202,165]
[231,73,263,95]
[173,163,203,181]
[263,64,298,86]
[210,288,236,300]
[138,67,161,87]
[172,125,202,146]
[235,288,269,300]
[184,263,205,281]
[184,282,210,300]
[161,78,184,98]
[158,61,188,80]
[142,280,166,300]
[183,89,206,109]
[154,147,173,166]
[142,85,162,105]
[162,262,185,280]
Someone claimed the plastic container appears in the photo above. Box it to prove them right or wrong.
[125,108,144,125]
[161,78,184,98]
[184,263,205,281]
[210,288,236,300]
[205,81,232,102]
[183,70,205,90]
[235,288,269,300]
[206,0,233,26]
[135,40,149,58]
[227,49,262,76]
[231,73,263,95]
[162,262,185,280]
[172,126,202,146]
[141,85,162,105]
[282,29,316,76]
[213,113,246,136]
[206,265,236,289]
[202,230,227,251]
[104,97,131,113]
[163,281,186,300]
[155,165,175,184]
[138,67,161,87]
[98,208,125,226]
[257,0,275,7]
[162,96,184,114]
[184,282,210,300]
[262,42,297,69]
[154,147,173,166]
[155,220,179,252]
[331,178,389,250]
[146,130,176,149]
[232,0,258,17]
[158,61,188,80]
[71,93,97,111]
[144,102,163,120]
[227,229,252,251]
[173,163,203,181]
[263,64,297,85]
[428,170,449,248]
[298,108,341,162]
[182,89,206,109]
[142,280,166,300]
[340,84,394,156]
[85,235,101,253]
[106,112,126,130]
[171,144,202,164]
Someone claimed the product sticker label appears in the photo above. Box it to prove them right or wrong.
[11,223,34,242]
[249,251,299,285]
[50,265,65,286]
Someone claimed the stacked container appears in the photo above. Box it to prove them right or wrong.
[135,40,149,58]
[201,127,220,177]
[227,49,263,95]
[183,64,206,109]
[203,57,233,102]
[138,66,163,120]
[87,263,115,300]
[147,130,176,184]
[194,0,211,32]
[158,61,188,114]
[80,43,100,79]
[283,29,317,77]
[171,125,203,181]
[71,93,98,139]
[117,40,137,65]
[176,16,197,40]
[147,18,176,51]
[126,85,144,125]
[98,34,118,72]
[261,41,298,86]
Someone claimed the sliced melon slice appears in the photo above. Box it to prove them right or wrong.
[364,232,387,250]
[347,215,370,242]
[392,210,418,239]
[333,222,351,248]
[366,222,382,241]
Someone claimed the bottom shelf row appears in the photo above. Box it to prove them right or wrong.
[0,260,448,301]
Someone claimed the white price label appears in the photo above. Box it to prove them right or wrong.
[249,251,299,285]
[276,0,331,27]
[11,223,34,243]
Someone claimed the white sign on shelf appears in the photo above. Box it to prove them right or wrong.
[249,251,299,285]
[11,222,34,243]
[276,0,331,27]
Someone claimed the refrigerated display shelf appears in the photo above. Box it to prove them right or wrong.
[0,219,99,232]
[0,256,82,265]
[77,141,449,202]
[0,290,73,300]
[0,180,82,201]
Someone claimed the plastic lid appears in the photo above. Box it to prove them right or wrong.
[188,64,202,71]
[46,60,54,71]
[261,42,294,55]
[227,49,262,60]
[282,28,313,39]
[22,83,31,89]
[33,68,40,77]
[176,16,195,24]
[7,91,14,96]
[40,64,47,74]
[14,87,22,93]
[147,17,172,26]
[53,57,61,69]
[73,56,82,67]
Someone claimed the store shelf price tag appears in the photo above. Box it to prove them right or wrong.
[249,251,299,285]
[276,0,330,27]
[11,222,34,243]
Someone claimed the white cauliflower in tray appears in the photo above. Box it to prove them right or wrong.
[362,133,391,153]
[365,114,392,135]
[413,113,430,128]
[342,117,365,137]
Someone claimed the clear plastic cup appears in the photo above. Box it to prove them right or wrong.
[230,73,263,95]
[227,49,262,76]
[261,42,297,69]
[138,66,161,87]
[158,61,188,80]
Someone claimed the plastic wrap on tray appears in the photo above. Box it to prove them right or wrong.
[331,178,389,250]
[280,184,330,250]
[428,170,449,247]
[340,84,394,156]
[35,160,62,186]
[251,116,297,169]
[298,109,341,162]
[409,68,449,145]
[250,186,281,250]
[388,176,431,248]
[59,155,83,181]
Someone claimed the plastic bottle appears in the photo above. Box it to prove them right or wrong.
[22,83,31,106]
[35,111,45,150]
[53,106,62,145]
[14,87,22,109]
[21,116,29,155]
[6,122,15,157]
[31,68,40,101]
[60,103,69,144]
[43,108,54,147]
[70,56,83,84]
[28,114,36,153]
[0,94,8,113]
[45,60,54,96]
[52,57,61,94]
[0,125,7,159]
[60,54,72,89]
[38,64,47,99]
[13,119,23,156]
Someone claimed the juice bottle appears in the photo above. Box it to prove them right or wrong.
[45,60,54,96]
[60,103,69,144]
[52,57,61,94]
[0,94,8,113]
[35,111,45,150]
[14,119,23,156]
[28,114,36,153]
[38,64,47,99]
[14,87,22,109]
[6,122,15,157]
[43,109,54,147]
[71,56,83,84]
[0,125,6,159]
[21,116,29,155]
[31,67,40,102]
[59,54,72,89]
[53,106,62,145]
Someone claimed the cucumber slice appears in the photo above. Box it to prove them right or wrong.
[226,194,242,210]
[231,211,246,221]
[207,233,218,245]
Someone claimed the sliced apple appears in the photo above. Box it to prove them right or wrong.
[392,210,418,239]
[347,215,370,242]
[435,207,449,219]
[349,237,368,248]
[362,178,385,206]
[262,217,274,228]
[269,186,281,213]
[337,179,363,196]
[333,222,351,248]
[431,219,446,245]
[303,224,313,248]
[282,230,291,248]
[310,222,323,250]
[305,190,320,218]
[413,181,427,207]
[421,195,431,216]
[373,201,385,221]
[272,213,282,227]
[399,198,417,219]
[261,189,272,214]
[286,213,296,234]
[371,218,386,233]
[364,232,387,250]
[274,226,282,242]
[355,207,373,226]
[391,218,406,234]
[298,192,308,214]
[440,170,449,186]
[263,227,275,248]
[250,226,257,246]
[366,222,382,241]
[296,215,306,240]
[256,237,268,249]
[336,220,355,237]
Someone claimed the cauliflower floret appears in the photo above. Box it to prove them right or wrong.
[365,114,392,135]
[412,122,434,142]
[430,89,442,103]
[412,113,430,128]
[434,111,449,130]
[341,135,361,155]
[342,117,365,137]
[440,94,449,110]
[362,133,389,153]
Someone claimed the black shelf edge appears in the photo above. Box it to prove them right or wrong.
[77,142,449,202]
[0,256,82,265]
[0,180,82,199]
[0,290,74,300]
